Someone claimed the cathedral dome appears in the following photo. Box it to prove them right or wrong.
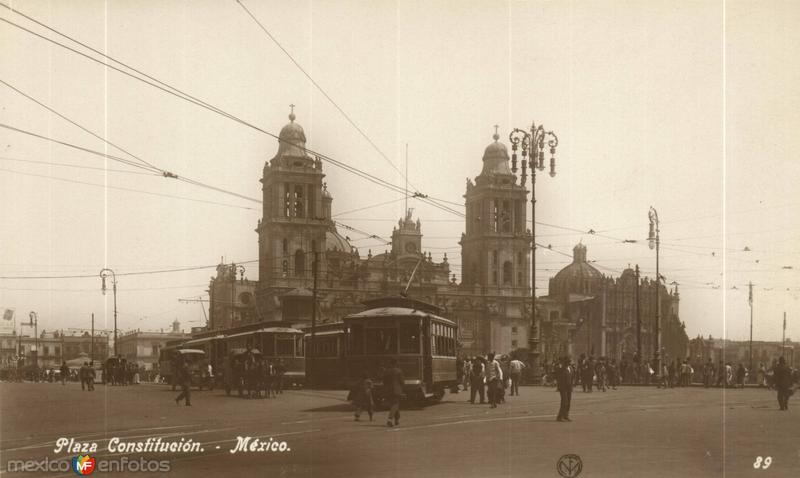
[326,227,353,253]
[550,243,603,296]
[480,129,512,176]
[271,108,310,162]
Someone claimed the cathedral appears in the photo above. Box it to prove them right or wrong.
[206,110,688,364]
[537,243,688,362]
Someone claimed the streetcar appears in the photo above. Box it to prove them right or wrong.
[182,334,226,388]
[157,346,207,389]
[304,322,347,389]
[224,326,306,388]
[342,295,458,402]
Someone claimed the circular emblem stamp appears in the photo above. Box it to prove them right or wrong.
[557,454,583,478]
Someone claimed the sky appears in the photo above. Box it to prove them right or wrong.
[1,0,798,343]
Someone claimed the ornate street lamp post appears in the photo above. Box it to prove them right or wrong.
[648,207,662,379]
[231,264,246,325]
[509,121,559,378]
[100,268,118,356]
[27,311,38,370]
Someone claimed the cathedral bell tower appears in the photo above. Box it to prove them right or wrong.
[460,127,531,294]
[256,106,329,314]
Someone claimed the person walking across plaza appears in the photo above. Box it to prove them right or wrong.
[773,356,793,411]
[351,373,374,422]
[383,358,404,427]
[59,361,69,386]
[485,352,503,409]
[556,357,573,422]
[79,362,88,391]
[736,363,747,389]
[86,362,95,391]
[469,357,485,404]
[174,359,192,406]
[509,356,526,396]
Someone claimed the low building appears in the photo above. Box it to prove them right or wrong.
[115,320,191,370]
[1,329,109,370]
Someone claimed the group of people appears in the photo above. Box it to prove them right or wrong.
[223,353,287,400]
[104,357,141,386]
[462,353,527,408]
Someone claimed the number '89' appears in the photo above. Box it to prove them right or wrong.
[753,456,772,470]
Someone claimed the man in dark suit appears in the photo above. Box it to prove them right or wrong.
[174,359,192,406]
[383,358,404,427]
[556,356,574,422]
[773,356,793,411]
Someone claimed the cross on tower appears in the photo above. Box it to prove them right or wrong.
[289,104,296,122]
[493,124,500,141]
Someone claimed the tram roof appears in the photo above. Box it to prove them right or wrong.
[346,306,455,326]
[361,295,442,315]
[175,349,205,355]
[225,327,303,339]
[184,335,224,346]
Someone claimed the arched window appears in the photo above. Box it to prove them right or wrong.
[281,260,288,277]
[295,250,306,277]
[503,261,513,285]
[282,238,288,254]
[294,185,305,218]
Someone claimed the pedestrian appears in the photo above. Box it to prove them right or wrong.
[595,358,607,392]
[556,357,573,422]
[469,357,485,404]
[509,356,526,396]
[583,357,595,393]
[275,359,286,394]
[174,359,192,406]
[59,361,69,386]
[608,359,619,390]
[757,362,767,387]
[383,358,404,427]
[736,363,746,389]
[87,362,96,391]
[773,356,793,411]
[725,362,733,387]
[351,373,374,421]
[485,352,503,408]
[703,359,714,388]
[79,362,88,391]
[462,359,472,391]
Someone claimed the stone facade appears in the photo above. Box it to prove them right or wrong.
[115,320,191,370]
[541,244,689,362]
[0,330,109,369]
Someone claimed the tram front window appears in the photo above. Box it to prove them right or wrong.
[366,328,397,355]
[276,337,294,356]
[398,323,420,354]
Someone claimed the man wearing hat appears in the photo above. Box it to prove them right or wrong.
[773,356,793,411]
[555,356,574,422]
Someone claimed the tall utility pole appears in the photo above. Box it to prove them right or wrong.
[748,281,754,375]
[635,264,642,359]
[783,311,787,353]
[648,207,661,376]
[100,268,118,356]
[91,313,94,362]
[508,122,560,378]
[310,249,319,388]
